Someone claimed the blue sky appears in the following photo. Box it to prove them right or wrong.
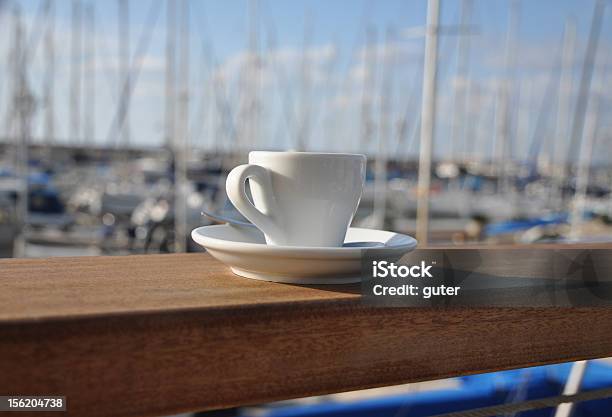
[0,0,610,162]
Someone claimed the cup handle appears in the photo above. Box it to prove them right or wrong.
[226,164,281,238]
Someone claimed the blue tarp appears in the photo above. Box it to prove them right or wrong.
[247,362,612,417]
[485,213,569,236]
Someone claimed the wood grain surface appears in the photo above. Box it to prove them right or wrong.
[1,248,612,417]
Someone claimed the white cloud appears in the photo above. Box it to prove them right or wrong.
[211,43,338,89]
[348,40,422,85]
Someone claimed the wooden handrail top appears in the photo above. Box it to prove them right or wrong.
[0,253,359,322]
[2,244,610,323]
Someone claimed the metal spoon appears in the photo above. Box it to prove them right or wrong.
[201,207,256,228]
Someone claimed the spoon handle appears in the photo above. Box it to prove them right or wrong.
[201,209,256,228]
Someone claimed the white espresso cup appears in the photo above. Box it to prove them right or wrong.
[226,151,366,247]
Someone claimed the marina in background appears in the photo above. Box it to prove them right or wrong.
[1,0,610,258]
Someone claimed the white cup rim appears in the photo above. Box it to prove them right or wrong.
[249,151,366,159]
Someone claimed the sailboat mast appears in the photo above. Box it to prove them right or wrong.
[569,97,599,237]
[248,0,260,151]
[84,3,95,143]
[373,27,394,230]
[494,0,519,193]
[296,9,312,151]
[174,0,190,252]
[416,0,440,245]
[515,78,532,166]
[13,5,32,257]
[360,27,377,150]
[569,30,608,237]
[450,0,472,161]
[118,0,130,147]
[43,0,55,146]
[70,0,82,143]
[565,0,605,198]
[552,18,576,206]
[165,0,176,149]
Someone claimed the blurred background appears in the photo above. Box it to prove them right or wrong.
[1,0,612,258]
[2,1,612,416]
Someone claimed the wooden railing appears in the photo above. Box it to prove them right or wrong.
[1,246,612,417]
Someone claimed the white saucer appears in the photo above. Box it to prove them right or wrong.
[191,224,417,284]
